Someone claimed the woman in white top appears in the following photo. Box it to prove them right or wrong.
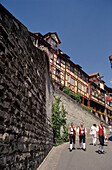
[90,124,97,146]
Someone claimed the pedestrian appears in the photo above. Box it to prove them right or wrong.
[90,124,97,146]
[77,123,87,151]
[68,122,76,152]
[108,125,112,135]
[97,121,108,154]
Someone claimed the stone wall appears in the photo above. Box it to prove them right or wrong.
[54,88,109,135]
[0,4,53,170]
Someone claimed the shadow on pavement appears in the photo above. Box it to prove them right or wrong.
[95,150,106,154]
[104,144,108,146]
[77,148,83,150]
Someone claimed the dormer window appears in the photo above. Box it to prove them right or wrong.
[51,38,57,51]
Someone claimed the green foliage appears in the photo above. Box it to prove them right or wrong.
[54,136,64,146]
[82,105,92,112]
[63,87,70,95]
[76,93,82,104]
[63,87,82,103]
[52,97,68,145]
[54,125,69,146]
[60,103,67,131]
[63,87,76,100]
[52,97,61,141]
[68,91,76,100]
[61,125,69,142]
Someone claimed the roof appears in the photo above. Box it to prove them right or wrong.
[105,85,112,93]
[43,32,61,44]
[29,32,51,48]
[89,72,99,77]
[33,32,43,37]
[58,50,70,59]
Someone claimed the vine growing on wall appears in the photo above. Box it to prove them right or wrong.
[52,97,68,145]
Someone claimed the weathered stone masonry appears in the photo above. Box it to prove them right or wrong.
[0,4,53,170]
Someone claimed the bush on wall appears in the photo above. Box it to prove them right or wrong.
[63,87,82,104]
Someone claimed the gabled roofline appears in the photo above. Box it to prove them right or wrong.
[43,32,61,44]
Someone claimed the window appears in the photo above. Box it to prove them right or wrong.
[80,73,82,79]
[84,87,87,93]
[51,38,57,51]
[49,51,53,59]
[91,89,94,95]
[56,69,60,75]
[83,76,86,82]
[57,77,61,83]
[98,94,101,99]
[94,91,98,97]
[86,78,88,83]
[61,60,65,65]
[74,68,77,75]
[71,78,75,86]
[78,83,82,90]
[70,66,74,73]
[57,58,61,65]
[101,95,105,101]
[68,75,71,83]
[66,63,70,69]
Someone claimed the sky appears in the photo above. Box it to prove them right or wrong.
[1,0,112,87]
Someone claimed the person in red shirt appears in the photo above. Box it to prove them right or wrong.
[77,123,87,151]
[68,122,76,152]
[97,121,107,154]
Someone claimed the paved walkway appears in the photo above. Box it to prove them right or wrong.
[38,137,112,170]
